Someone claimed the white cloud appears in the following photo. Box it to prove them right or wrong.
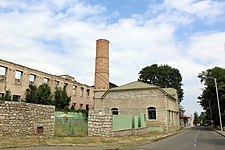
[164,0,225,21]
[186,32,225,67]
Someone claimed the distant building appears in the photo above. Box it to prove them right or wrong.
[180,114,193,127]
[0,59,94,110]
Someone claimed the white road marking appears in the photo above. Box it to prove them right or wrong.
[193,130,200,148]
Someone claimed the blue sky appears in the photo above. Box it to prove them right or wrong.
[1,0,225,115]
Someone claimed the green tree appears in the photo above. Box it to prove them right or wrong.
[2,90,11,101]
[53,86,71,110]
[198,67,225,125]
[25,84,52,105]
[25,84,37,103]
[199,112,209,125]
[138,64,184,102]
[36,84,52,105]
[193,111,200,125]
[179,105,185,115]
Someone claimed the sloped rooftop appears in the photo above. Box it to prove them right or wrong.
[163,88,177,97]
[109,81,158,91]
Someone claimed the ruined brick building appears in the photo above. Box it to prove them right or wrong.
[0,59,94,110]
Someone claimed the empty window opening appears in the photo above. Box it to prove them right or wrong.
[86,105,89,111]
[80,87,84,97]
[111,108,119,115]
[148,107,156,119]
[172,112,174,123]
[13,95,21,101]
[0,66,7,75]
[80,104,83,109]
[168,111,171,122]
[37,126,44,134]
[29,74,36,82]
[43,77,49,84]
[15,70,22,80]
[64,83,68,89]
[55,80,59,87]
[73,85,77,95]
[0,93,4,99]
[86,89,90,97]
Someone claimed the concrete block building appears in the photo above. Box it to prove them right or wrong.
[0,59,94,110]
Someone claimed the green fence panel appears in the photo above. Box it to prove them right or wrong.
[55,111,64,117]
[54,117,88,136]
[138,113,146,128]
[112,113,147,131]
[54,111,88,136]
[55,111,87,120]
[112,115,133,131]
[134,116,139,128]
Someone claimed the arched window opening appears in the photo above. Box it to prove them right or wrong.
[111,108,119,115]
[148,107,156,119]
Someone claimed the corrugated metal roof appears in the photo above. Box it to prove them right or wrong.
[109,81,158,91]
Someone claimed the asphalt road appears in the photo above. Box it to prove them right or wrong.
[131,126,225,150]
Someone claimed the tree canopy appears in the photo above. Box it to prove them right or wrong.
[53,86,71,110]
[193,111,200,125]
[25,83,71,110]
[138,64,184,102]
[1,90,12,101]
[25,84,38,103]
[198,67,225,125]
[25,83,52,105]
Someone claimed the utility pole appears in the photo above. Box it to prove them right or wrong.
[214,78,223,132]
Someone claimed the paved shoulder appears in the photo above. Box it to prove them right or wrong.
[131,127,225,150]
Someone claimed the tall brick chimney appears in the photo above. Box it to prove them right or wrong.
[94,39,109,90]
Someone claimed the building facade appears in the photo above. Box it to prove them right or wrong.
[0,59,94,110]
[94,81,180,132]
[180,114,193,127]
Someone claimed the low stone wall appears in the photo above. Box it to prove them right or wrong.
[112,127,148,137]
[88,110,112,137]
[88,110,148,137]
[0,101,55,136]
[133,127,149,135]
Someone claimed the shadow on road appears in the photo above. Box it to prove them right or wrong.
[192,126,213,131]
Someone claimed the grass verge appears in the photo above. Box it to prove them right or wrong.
[0,128,188,149]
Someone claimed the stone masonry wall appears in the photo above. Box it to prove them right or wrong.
[88,110,112,137]
[0,101,55,136]
[88,110,148,137]
[101,89,180,132]
[103,89,168,129]
[112,127,148,137]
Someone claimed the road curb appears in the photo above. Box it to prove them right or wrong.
[212,128,225,137]
[153,127,192,141]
